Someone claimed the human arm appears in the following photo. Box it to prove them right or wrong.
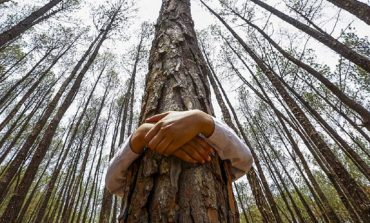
[205,117,253,180]
[145,110,254,180]
[105,123,213,196]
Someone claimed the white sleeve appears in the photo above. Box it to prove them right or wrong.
[206,117,253,180]
[105,136,140,197]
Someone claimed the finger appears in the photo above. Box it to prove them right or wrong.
[174,149,197,164]
[145,112,170,123]
[182,144,207,164]
[194,136,212,151]
[187,140,209,162]
[144,122,162,143]
[157,138,172,155]
[191,137,213,161]
[163,141,181,157]
[147,131,165,152]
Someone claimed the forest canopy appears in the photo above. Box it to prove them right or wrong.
[0,0,369,222]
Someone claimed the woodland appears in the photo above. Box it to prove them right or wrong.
[0,0,369,222]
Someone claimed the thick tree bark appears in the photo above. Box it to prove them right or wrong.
[0,0,63,47]
[248,0,370,74]
[326,0,370,25]
[121,0,238,222]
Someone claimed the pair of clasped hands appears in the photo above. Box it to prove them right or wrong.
[130,110,216,164]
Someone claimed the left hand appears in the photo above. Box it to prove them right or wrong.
[144,110,215,156]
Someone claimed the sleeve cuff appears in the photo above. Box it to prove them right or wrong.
[207,117,233,154]
[206,116,254,180]
[105,136,140,196]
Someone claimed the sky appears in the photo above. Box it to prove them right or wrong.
[2,0,369,186]
[136,0,215,29]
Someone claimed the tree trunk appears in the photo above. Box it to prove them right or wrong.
[224,31,362,222]
[326,0,370,25]
[200,40,281,223]
[33,65,104,223]
[0,12,115,221]
[204,3,370,220]
[299,76,370,144]
[0,0,63,47]
[228,8,370,129]
[279,75,370,180]
[0,41,75,132]
[0,46,54,109]
[270,111,341,223]
[248,0,370,74]
[121,0,238,222]
[0,31,101,200]
[0,45,37,82]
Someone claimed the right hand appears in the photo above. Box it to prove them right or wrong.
[132,123,214,164]
[174,136,214,164]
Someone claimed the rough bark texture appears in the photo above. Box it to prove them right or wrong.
[120,0,239,222]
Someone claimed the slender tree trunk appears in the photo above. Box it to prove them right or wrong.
[0,41,75,132]
[204,3,370,220]
[58,121,91,223]
[0,88,40,152]
[299,76,370,144]
[279,75,370,180]
[0,13,115,221]
[0,31,101,200]
[0,47,54,108]
[16,138,63,222]
[33,61,105,223]
[121,0,238,222]
[99,102,120,223]
[326,0,370,25]
[0,45,37,82]
[247,0,370,74]
[234,184,249,223]
[85,104,112,223]
[224,31,362,221]
[0,0,63,47]
[227,7,370,129]
[252,113,320,223]
[270,111,341,223]
[0,83,53,170]
[200,39,281,223]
